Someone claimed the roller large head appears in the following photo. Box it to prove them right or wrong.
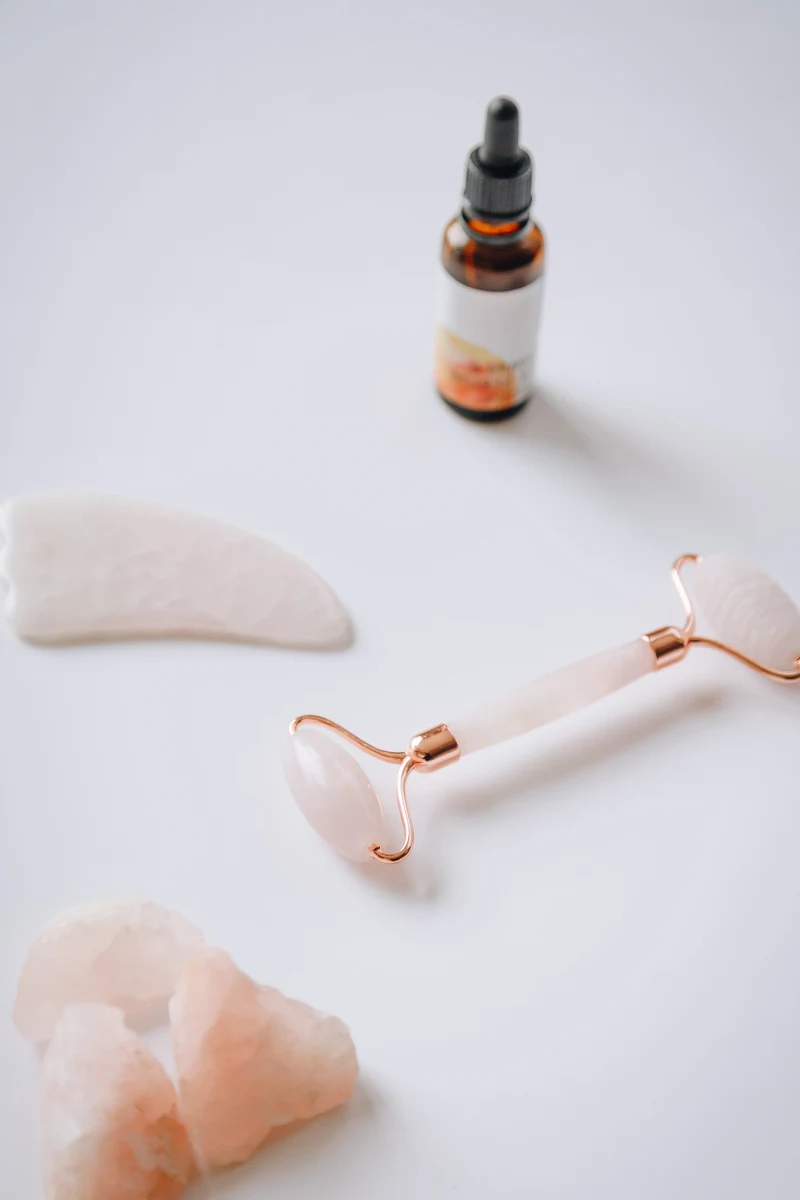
[692,554,800,674]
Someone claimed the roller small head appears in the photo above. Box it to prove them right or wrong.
[283,726,387,862]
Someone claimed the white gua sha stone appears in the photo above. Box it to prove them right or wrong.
[284,553,800,864]
[0,493,351,649]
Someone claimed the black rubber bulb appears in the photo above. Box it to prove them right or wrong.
[478,96,522,170]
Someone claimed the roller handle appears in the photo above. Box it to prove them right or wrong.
[448,638,656,757]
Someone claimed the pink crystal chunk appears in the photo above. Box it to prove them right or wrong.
[14,898,204,1043]
[282,725,387,861]
[40,1004,195,1200]
[170,946,359,1170]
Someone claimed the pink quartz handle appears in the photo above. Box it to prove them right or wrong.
[448,638,656,757]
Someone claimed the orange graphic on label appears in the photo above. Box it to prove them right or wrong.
[434,326,517,412]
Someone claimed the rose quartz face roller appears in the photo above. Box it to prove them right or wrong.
[283,554,800,863]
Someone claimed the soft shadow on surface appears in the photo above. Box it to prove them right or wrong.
[492,382,668,464]
[344,848,440,901]
[184,1078,382,1198]
[434,687,727,820]
[484,383,723,533]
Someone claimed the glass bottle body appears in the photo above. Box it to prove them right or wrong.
[436,214,545,422]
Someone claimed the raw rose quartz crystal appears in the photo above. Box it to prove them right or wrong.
[40,1004,195,1200]
[14,898,204,1043]
[170,946,359,1169]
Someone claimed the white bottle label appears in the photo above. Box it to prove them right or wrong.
[435,267,544,413]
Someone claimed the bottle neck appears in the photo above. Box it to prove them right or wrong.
[461,207,532,245]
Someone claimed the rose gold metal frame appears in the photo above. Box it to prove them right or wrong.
[288,716,460,863]
[643,554,800,681]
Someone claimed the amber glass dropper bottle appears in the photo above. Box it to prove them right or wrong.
[435,96,545,421]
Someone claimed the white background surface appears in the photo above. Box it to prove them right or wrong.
[1,2,799,1197]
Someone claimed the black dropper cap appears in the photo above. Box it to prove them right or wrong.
[463,96,533,220]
